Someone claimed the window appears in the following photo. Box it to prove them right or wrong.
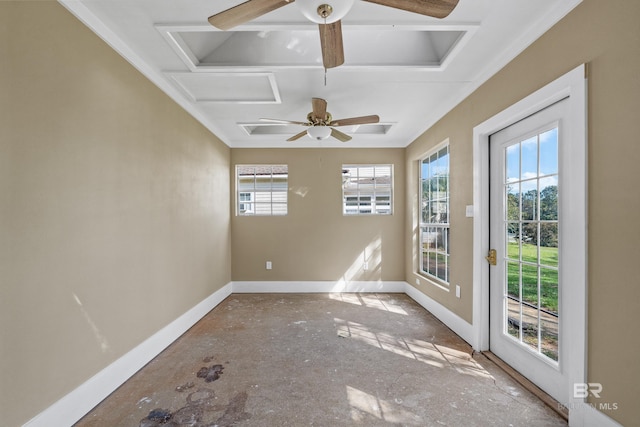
[342,164,393,215]
[236,165,288,216]
[420,144,450,284]
[238,192,253,214]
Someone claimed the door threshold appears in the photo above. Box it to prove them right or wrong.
[481,351,568,421]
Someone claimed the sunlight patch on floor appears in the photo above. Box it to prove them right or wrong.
[334,317,494,379]
[346,385,423,425]
[329,293,408,315]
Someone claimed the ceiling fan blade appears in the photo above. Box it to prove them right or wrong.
[311,98,327,122]
[208,0,294,30]
[329,115,380,127]
[260,118,309,126]
[318,21,345,69]
[331,128,352,142]
[287,130,308,141]
[362,0,459,19]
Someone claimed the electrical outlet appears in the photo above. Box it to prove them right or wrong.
[266,261,272,270]
[456,285,461,298]
[363,262,369,271]
[415,278,420,286]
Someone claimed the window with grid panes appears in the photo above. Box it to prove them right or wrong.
[342,165,393,215]
[236,165,288,216]
[419,145,450,284]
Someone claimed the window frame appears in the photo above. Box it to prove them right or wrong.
[418,141,450,286]
[341,164,394,216]
[235,164,288,216]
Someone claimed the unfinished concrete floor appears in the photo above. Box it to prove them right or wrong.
[76,293,567,426]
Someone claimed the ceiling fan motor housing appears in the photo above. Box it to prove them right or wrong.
[307,111,332,125]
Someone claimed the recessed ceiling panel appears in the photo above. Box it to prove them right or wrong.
[167,72,280,103]
[161,26,467,69]
[344,30,464,66]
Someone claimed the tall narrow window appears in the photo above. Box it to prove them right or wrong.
[342,165,393,215]
[420,145,450,284]
[236,165,288,216]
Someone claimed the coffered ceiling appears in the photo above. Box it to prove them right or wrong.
[60,0,581,148]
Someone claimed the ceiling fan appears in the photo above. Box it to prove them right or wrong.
[260,97,380,142]
[208,0,460,69]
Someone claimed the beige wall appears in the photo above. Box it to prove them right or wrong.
[3,0,639,425]
[404,1,640,424]
[0,3,231,425]
[231,148,405,282]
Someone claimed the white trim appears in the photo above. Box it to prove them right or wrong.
[232,280,407,294]
[569,402,624,427]
[472,64,587,412]
[404,285,474,345]
[24,283,233,427]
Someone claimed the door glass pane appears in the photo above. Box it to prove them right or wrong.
[502,127,560,364]
[507,261,520,299]
[542,317,559,362]
[507,223,520,259]
[507,298,520,339]
[521,264,539,307]
[539,128,558,176]
[507,184,520,221]
[540,181,558,221]
[540,267,558,314]
[521,224,539,264]
[540,223,558,268]
[523,306,540,352]
[521,186,538,221]
[506,144,520,183]
[521,136,538,178]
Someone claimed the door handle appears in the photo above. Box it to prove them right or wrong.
[486,249,497,266]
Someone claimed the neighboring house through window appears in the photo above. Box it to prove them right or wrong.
[342,164,393,215]
[420,143,450,284]
[236,165,288,216]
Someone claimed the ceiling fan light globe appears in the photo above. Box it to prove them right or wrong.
[307,126,332,140]
[295,0,355,24]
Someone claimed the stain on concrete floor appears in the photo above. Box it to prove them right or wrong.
[196,364,224,383]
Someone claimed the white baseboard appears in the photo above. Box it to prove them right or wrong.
[404,284,475,345]
[24,283,233,427]
[26,280,476,427]
[569,402,623,427]
[231,280,407,293]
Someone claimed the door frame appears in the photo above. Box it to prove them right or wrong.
[471,64,587,402]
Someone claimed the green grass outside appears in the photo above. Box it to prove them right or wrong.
[507,242,558,313]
